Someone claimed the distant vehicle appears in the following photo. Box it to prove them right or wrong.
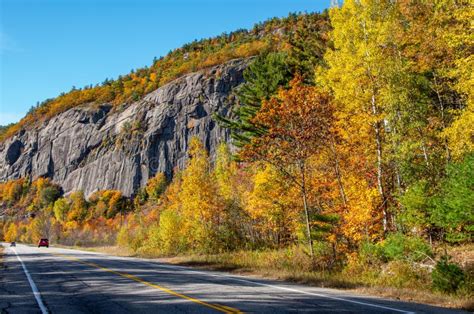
[10,242,16,247]
[38,238,49,248]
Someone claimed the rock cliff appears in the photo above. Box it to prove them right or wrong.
[0,58,249,196]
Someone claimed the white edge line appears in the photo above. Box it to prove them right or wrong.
[145,262,415,314]
[52,247,415,314]
[11,247,49,314]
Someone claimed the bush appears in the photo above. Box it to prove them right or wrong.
[143,210,186,256]
[117,225,145,252]
[358,240,384,265]
[40,186,61,206]
[430,153,474,243]
[432,255,465,293]
[379,233,432,262]
[379,260,430,289]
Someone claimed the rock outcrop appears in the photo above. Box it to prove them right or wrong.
[0,58,249,196]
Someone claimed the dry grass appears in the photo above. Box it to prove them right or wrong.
[54,244,134,257]
[447,243,474,273]
[353,286,473,311]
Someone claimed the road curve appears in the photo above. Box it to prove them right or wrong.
[0,243,468,313]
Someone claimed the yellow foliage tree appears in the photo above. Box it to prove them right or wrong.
[246,164,299,247]
[178,137,224,252]
[4,223,18,242]
[67,191,88,222]
[145,173,167,202]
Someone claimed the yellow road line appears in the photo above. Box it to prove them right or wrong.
[53,253,242,314]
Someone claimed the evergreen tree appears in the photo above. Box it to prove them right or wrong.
[215,52,292,148]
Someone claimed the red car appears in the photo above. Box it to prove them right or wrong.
[38,238,49,248]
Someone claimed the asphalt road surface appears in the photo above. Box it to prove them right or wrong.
[0,243,468,314]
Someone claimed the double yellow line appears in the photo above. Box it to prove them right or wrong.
[53,253,242,313]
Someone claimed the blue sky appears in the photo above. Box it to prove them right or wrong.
[0,0,329,125]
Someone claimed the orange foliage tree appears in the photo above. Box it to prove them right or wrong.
[240,78,335,257]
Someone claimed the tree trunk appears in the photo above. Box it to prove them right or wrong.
[300,163,314,258]
[432,75,451,164]
[362,19,389,233]
[330,139,348,208]
[372,94,389,233]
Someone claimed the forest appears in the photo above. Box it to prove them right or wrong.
[1,0,472,305]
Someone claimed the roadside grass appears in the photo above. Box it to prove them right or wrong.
[53,244,134,257]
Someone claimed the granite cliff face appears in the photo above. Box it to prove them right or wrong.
[0,58,249,196]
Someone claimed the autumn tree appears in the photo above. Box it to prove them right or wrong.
[178,137,225,252]
[4,223,18,242]
[145,172,167,202]
[320,0,406,232]
[214,143,248,249]
[395,0,472,160]
[246,164,300,247]
[53,198,70,223]
[241,78,334,257]
[67,191,88,222]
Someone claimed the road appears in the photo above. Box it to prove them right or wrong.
[0,243,468,314]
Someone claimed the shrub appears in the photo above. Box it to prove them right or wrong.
[432,255,465,293]
[146,209,186,256]
[117,225,145,252]
[358,240,384,265]
[430,153,474,243]
[379,260,430,289]
[379,233,432,262]
[40,186,61,206]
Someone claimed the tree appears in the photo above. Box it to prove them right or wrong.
[53,198,70,223]
[104,190,126,219]
[145,173,167,202]
[40,186,61,207]
[431,153,474,243]
[68,191,88,222]
[214,143,238,202]
[4,223,18,242]
[287,11,329,82]
[216,52,292,148]
[240,78,334,257]
[178,137,224,252]
[246,164,299,247]
[30,210,54,242]
[320,0,403,232]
